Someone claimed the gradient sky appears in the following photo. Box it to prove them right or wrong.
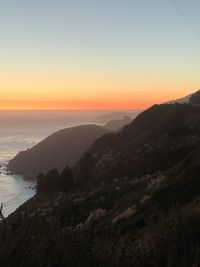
[0,0,199,110]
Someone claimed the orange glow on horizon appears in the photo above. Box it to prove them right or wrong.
[0,99,151,110]
[0,70,199,110]
[0,90,197,111]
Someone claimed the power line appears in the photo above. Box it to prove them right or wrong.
[170,0,200,39]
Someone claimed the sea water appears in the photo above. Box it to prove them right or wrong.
[0,132,40,217]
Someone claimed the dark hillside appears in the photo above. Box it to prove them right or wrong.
[1,102,200,266]
[76,104,200,181]
[8,125,109,179]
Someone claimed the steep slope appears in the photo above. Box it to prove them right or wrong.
[8,125,109,179]
[2,140,200,267]
[2,101,200,266]
[75,103,200,181]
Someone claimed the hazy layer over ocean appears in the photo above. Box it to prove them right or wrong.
[0,110,104,217]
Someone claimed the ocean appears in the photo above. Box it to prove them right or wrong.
[0,131,41,217]
[0,110,101,217]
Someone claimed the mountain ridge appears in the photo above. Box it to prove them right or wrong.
[8,124,109,179]
[75,103,200,182]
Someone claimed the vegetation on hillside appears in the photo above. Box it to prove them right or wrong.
[1,103,200,266]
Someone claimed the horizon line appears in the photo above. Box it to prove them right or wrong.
[0,108,143,112]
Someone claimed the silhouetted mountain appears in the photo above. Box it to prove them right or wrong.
[2,98,200,266]
[75,103,200,182]
[8,124,109,179]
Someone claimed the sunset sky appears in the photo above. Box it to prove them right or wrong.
[0,0,199,110]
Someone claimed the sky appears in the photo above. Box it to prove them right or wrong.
[0,0,199,110]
